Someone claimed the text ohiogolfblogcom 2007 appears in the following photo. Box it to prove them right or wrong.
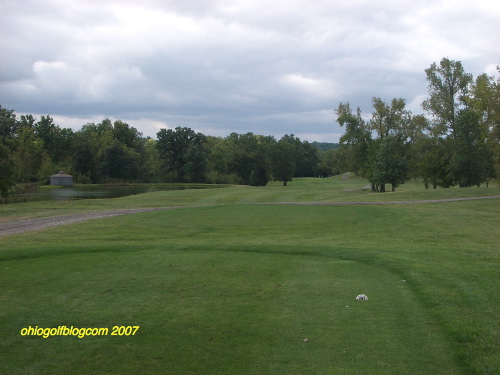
[20,325,140,338]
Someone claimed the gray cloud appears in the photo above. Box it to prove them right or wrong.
[1,0,498,142]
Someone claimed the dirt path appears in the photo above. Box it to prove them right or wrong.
[1,196,499,237]
[0,207,185,237]
[260,195,500,206]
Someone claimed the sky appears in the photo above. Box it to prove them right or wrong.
[1,0,499,143]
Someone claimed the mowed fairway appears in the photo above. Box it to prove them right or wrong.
[0,178,499,374]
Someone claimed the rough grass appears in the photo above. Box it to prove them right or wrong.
[0,177,498,374]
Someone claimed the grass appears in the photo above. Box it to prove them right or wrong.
[1,175,499,221]
[0,176,499,374]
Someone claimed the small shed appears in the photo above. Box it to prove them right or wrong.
[50,171,73,186]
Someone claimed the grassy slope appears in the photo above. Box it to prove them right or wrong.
[0,176,498,374]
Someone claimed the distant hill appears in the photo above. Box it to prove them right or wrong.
[311,142,339,151]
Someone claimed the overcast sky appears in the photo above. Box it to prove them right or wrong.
[1,0,499,142]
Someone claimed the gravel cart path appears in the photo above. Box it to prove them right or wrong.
[0,207,185,237]
[1,195,499,237]
[259,195,500,206]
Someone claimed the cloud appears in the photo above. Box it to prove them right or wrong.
[1,0,499,142]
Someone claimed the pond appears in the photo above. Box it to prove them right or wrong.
[12,184,225,203]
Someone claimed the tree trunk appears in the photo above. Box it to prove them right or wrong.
[380,184,386,192]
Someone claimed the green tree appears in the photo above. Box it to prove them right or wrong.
[206,136,234,183]
[449,109,494,187]
[0,106,18,146]
[100,140,141,181]
[13,126,45,182]
[382,137,409,192]
[72,121,114,183]
[469,73,496,135]
[0,143,16,197]
[403,114,430,181]
[72,131,99,183]
[422,57,473,136]
[250,135,275,186]
[335,103,371,175]
[272,136,296,186]
[295,140,320,177]
[226,133,258,184]
[97,118,113,135]
[34,115,59,161]
[142,138,161,183]
[112,120,142,150]
[225,133,274,186]
[366,136,409,192]
[468,71,499,184]
[420,137,454,189]
[156,127,207,182]
[370,97,407,139]
[17,114,36,129]
[70,119,151,183]
[184,140,209,182]
[274,135,319,178]
[328,146,350,175]
[57,127,75,164]
[367,97,409,191]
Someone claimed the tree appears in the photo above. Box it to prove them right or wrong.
[468,71,499,184]
[184,140,209,182]
[403,114,430,181]
[250,135,275,186]
[226,133,257,184]
[0,106,18,146]
[97,118,113,135]
[370,97,407,139]
[156,127,207,182]
[13,126,45,182]
[368,97,409,191]
[34,115,60,162]
[326,146,349,175]
[100,140,141,181]
[335,103,371,175]
[112,120,142,150]
[142,138,161,183]
[448,109,494,187]
[294,140,320,177]
[420,137,454,189]
[366,136,409,192]
[225,133,275,186]
[206,136,233,183]
[422,57,473,136]
[17,114,36,129]
[72,132,99,183]
[0,143,15,197]
[72,120,114,183]
[272,136,296,186]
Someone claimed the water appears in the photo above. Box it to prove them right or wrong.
[14,185,220,203]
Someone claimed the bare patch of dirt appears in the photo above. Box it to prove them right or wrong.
[0,207,184,237]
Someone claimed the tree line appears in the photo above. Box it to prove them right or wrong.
[1,57,498,197]
[332,57,499,191]
[0,110,327,197]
